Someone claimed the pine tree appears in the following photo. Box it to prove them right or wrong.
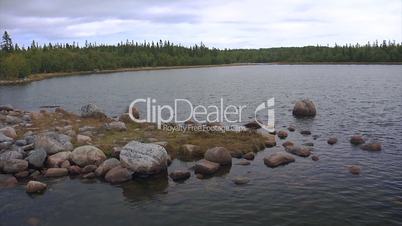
[1,31,13,52]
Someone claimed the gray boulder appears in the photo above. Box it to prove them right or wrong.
[95,158,120,177]
[3,159,28,173]
[104,121,127,131]
[46,151,71,168]
[264,152,295,167]
[34,132,73,154]
[0,132,14,143]
[80,104,106,118]
[25,149,47,168]
[204,147,232,165]
[105,166,131,183]
[120,141,168,175]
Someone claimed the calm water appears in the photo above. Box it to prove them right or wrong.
[1,65,402,226]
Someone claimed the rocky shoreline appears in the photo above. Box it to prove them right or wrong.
[0,100,382,193]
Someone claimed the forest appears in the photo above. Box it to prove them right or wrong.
[1,31,402,80]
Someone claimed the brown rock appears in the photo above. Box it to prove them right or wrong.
[68,165,81,175]
[204,147,232,165]
[82,165,97,174]
[292,99,316,118]
[105,166,131,184]
[169,169,191,181]
[311,155,319,161]
[288,126,296,132]
[194,159,220,175]
[60,160,71,169]
[3,159,28,173]
[243,152,255,160]
[46,151,71,168]
[76,134,92,145]
[82,172,96,179]
[244,120,261,129]
[0,174,18,188]
[286,146,312,157]
[361,143,382,152]
[45,168,68,177]
[327,137,338,145]
[26,181,47,193]
[300,130,311,135]
[181,144,203,157]
[348,165,361,175]
[0,126,17,139]
[350,135,365,145]
[264,152,295,167]
[235,160,251,165]
[15,170,30,178]
[232,176,250,185]
[282,141,295,148]
[277,130,288,139]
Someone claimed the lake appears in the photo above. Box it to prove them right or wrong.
[1,64,402,226]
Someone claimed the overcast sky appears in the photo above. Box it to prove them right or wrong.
[0,0,401,48]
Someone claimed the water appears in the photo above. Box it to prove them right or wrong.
[1,64,402,226]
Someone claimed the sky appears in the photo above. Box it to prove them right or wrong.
[0,0,401,49]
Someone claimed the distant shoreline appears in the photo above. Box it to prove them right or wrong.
[1,62,401,86]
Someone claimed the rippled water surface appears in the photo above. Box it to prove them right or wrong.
[1,65,402,226]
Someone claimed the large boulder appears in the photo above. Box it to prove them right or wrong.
[104,121,127,131]
[120,141,168,175]
[0,132,14,143]
[0,127,17,139]
[46,151,71,168]
[204,147,232,165]
[0,174,18,188]
[3,159,28,173]
[0,150,24,161]
[34,133,73,154]
[0,104,14,111]
[71,145,106,167]
[25,149,47,168]
[285,146,312,157]
[292,100,316,118]
[194,159,220,175]
[104,166,131,183]
[264,152,295,167]
[181,144,203,157]
[80,104,106,118]
[26,181,47,193]
[95,158,120,177]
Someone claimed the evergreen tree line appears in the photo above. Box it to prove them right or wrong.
[1,31,401,80]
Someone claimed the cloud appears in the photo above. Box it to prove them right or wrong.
[0,0,400,48]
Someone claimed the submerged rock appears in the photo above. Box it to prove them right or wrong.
[105,166,131,184]
[350,135,365,145]
[204,147,232,165]
[0,174,18,188]
[288,126,296,132]
[244,120,261,129]
[232,176,250,185]
[286,146,312,157]
[277,130,288,139]
[292,99,316,118]
[300,130,311,136]
[311,155,319,161]
[361,143,382,152]
[243,152,255,160]
[264,152,295,168]
[282,141,295,148]
[194,159,220,175]
[26,181,47,193]
[327,137,338,145]
[347,165,361,175]
[169,169,191,181]
[120,141,168,175]
[71,145,106,167]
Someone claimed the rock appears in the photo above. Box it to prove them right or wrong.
[30,170,41,179]
[111,147,122,158]
[264,152,295,167]
[22,143,35,151]
[303,142,314,147]
[0,141,13,150]
[230,149,243,158]
[104,121,127,131]
[300,130,311,135]
[312,155,319,161]
[195,174,204,179]
[45,168,68,177]
[3,159,28,173]
[277,130,288,139]
[264,134,277,147]
[15,170,30,178]
[0,104,13,111]
[76,134,92,145]
[204,147,232,165]
[105,166,131,184]
[0,127,17,139]
[25,149,47,168]
[68,165,81,175]
[292,99,317,118]
[327,137,338,145]
[46,151,71,168]
[350,135,365,145]
[71,145,106,167]
[169,169,191,181]
[243,152,255,160]
[120,141,168,175]
[181,144,203,157]
[30,112,44,120]
[0,132,14,143]
[0,150,24,161]
[95,158,120,177]
[347,165,361,175]
[286,146,312,157]
[127,106,140,119]
[361,143,382,152]
[16,139,27,146]
[26,181,47,193]
[82,172,96,179]
[282,141,294,148]
[153,141,168,148]
[82,165,97,174]
[5,115,22,124]
[80,103,106,118]
[60,160,70,169]
[235,160,251,165]
[244,120,261,129]
[194,159,220,175]
[0,174,18,188]
[233,176,250,185]
[35,133,73,154]
[288,126,296,132]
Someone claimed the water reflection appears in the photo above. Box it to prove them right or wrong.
[120,174,169,202]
